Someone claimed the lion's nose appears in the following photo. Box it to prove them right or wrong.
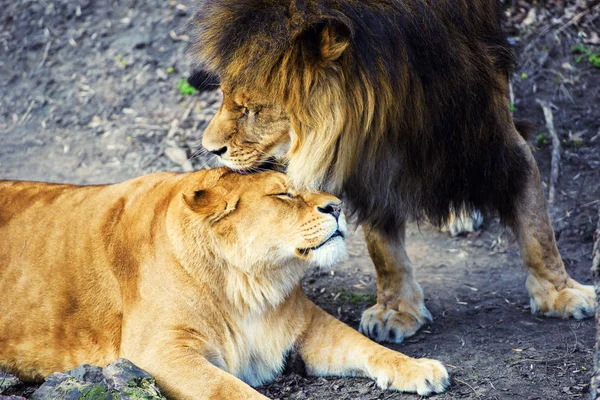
[209,146,227,156]
[317,202,342,220]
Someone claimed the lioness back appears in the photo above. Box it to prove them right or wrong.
[0,173,180,380]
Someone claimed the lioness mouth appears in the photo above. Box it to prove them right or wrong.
[298,230,344,256]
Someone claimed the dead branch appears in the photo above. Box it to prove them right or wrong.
[594,206,600,285]
[591,205,600,399]
[454,378,482,400]
[167,99,197,139]
[180,99,197,125]
[38,42,50,69]
[166,118,179,139]
[19,100,36,124]
[536,99,561,205]
[555,3,600,36]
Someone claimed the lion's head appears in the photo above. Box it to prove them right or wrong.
[192,1,362,193]
[172,168,347,272]
[201,84,292,172]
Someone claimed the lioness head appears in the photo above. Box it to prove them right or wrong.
[174,169,347,271]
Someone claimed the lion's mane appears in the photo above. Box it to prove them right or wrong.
[190,0,530,235]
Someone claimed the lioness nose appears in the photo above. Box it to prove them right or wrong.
[317,202,342,220]
[209,146,227,156]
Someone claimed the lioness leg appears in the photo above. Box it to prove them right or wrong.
[358,222,432,343]
[510,132,595,319]
[298,296,448,396]
[131,346,267,400]
[444,209,483,236]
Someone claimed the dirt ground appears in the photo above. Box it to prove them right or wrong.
[1,1,599,399]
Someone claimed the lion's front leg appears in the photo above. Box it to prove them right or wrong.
[297,297,448,396]
[358,222,432,343]
[510,134,595,319]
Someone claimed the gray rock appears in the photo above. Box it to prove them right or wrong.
[65,365,104,384]
[103,359,165,400]
[30,373,109,400]
[5,359,165,400]
[0,371,21,394]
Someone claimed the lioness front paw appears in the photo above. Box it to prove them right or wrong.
[443,209,483,237]
[370,355,449,396]
[359,303,432,344]
[528,278,596,320]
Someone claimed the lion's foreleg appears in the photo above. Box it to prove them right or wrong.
[509,133,595,319]
[358,223,432,343]
[297,297,448,396]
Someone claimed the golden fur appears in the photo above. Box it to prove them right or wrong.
[0,169,449,398]
[192,0,596,344]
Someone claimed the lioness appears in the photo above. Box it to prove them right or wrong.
[190,0,596,343]
[0,168,449,398]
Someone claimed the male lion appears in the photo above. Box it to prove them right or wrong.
[190,0,596,344]
[0,169,449,398]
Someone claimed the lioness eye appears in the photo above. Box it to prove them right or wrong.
[273,192,294,198]
[243,107,250,116]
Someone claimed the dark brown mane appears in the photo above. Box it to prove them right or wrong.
[190,0,529,236]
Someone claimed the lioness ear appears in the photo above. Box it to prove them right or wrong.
[183,187,238,224]
[299,18,353,64]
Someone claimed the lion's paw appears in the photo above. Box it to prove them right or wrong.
[528,278,596,320]
[359,304,432,344]
[371,356,449,396]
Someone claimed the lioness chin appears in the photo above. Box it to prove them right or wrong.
[0,168,448,399]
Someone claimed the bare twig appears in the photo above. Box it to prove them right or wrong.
[131,124,167,131]
[455,378,481,400]
[555,199,600,222]
[166,118,180,139]
[594,205,600,284]
[38,42,50,68]
[509,353,573,367]
[167,99,198,139]
[536,99,561,205]
[510,340,575,368]
[591,205,600,399]
[19,100,36,124]
[180,99,197,125]
[523,3,600,53]
[523,23,553,53]
[555,3,600,36]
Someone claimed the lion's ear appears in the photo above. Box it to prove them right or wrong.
[319,19,353,62]
[183,187,238,224]
[299,18,353,64]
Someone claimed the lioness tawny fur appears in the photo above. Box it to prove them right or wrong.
[0,168,448,398]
